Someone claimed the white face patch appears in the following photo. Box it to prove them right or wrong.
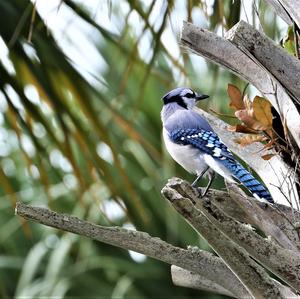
[180,88,194,97]
[180,89,196,109]
[182,97,196,109]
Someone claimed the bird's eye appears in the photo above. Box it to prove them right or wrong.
[185,92,195,98]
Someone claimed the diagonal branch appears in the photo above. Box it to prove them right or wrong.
[15,195,299,298]
[264,0,293,24]
[201,187,300,244]
[162,183,285,299]
[163,178,300,292]
[172,266,300,299]
[276,0,300,29]
[226,182,300,251]
[171,265,237,298]
[15,202,250,298]
[226,20,300,104]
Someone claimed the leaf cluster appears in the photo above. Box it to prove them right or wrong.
[227,84,275,160]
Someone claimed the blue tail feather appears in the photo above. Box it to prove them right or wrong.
[221,159,274,203]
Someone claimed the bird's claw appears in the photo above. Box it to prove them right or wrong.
[196,187,204,198]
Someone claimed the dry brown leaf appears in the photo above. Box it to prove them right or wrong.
[227,84,244,110]
[227,84,275,148]
[235,110,257,129]
[227,124,258,134]
[252,96,273,130]
[234,95,273,131]
[234,134,267,147]
[261,154,275,160]
[234,94,257,129]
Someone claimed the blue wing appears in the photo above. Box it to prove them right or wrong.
[167,125,274,203]
[164,109,234,160]
[170,127,235,161]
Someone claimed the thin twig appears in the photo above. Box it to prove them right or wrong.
[27,1,36,42]
[293,21,300,59]
[209,108,238,119]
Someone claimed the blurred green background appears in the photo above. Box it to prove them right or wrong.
[0,0,286,298]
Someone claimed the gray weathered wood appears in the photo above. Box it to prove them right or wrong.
[16,192,300,298]
[164,178,300,292]
[278,0,300,29]
[15,202,250,298]
[201,187,300,244]
[226,182,300,251]
[162,182,285,299]
[227,20,300,104]
[171,266,238,298]
[264,0,293,24]
[171,266,300,299]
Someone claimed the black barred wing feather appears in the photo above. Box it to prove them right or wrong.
[169,128,274,203]
[170,128,235,161]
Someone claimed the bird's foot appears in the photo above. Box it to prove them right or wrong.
[196,187,206,198]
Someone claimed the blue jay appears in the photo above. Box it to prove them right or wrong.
[161,87,274,203]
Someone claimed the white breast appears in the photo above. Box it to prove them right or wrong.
[163,128,208,175]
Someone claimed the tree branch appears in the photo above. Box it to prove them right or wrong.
[162,183,285,298]
[167,178,300,290]
[226,182,300,251]
[171,266,300,299]
[15,191,299,298]
[201,187,300,244]
[276,0,300,29]
[264,0,293,25]
[171,265,238,298]
[226,20,300,104]
[15,202,250,298]
[163,178,300,292]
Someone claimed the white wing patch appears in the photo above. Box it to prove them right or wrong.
[205,142,224,158]
[213,147,222,157]
[206,143,214,148]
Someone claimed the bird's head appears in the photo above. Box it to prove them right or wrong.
[162,87,209,109]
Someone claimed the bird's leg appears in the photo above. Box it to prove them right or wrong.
[201,172,215,197]
[191,166,209,187]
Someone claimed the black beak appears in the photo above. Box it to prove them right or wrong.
[196,94,209,101]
